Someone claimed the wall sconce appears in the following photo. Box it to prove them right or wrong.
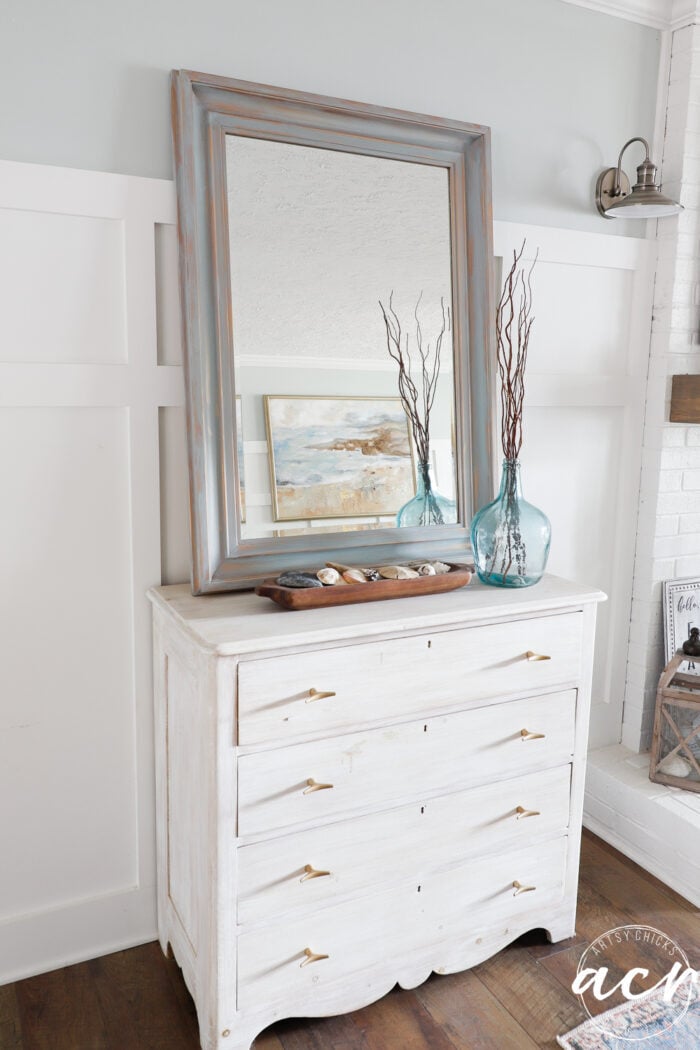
[595,137,683,219]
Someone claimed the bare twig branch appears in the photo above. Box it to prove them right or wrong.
[379,293,450,466]
[496,241,538,461]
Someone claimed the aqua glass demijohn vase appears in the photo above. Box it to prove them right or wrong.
[470,459,551,587]
[397,460,457,527]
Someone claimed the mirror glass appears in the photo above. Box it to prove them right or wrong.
[225,135,458,541]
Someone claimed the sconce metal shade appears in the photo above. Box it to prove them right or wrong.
[596,137,683,219]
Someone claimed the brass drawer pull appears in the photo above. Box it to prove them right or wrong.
[521,728,545,741]
[515,806,540,819]
[303,778,334,794]
[513,880,536,896]
[306,688,337,703]
[301,947,329,967]
[526,650,551,661]
[301,864,332,882]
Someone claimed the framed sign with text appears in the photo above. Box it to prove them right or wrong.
[663,576,700,673]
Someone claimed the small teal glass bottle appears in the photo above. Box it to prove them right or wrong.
[471,459,551,587]
[397,460,457,527]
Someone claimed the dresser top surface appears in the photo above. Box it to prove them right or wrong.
[148,574,605,656]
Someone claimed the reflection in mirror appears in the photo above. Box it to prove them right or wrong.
[225,135,457,541]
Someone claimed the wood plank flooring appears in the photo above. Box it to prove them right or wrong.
[3,832,698,1050]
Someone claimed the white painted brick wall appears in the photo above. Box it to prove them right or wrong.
[622,21,700,752]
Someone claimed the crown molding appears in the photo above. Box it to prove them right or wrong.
[560,0,700,30]
[671,0,700,28]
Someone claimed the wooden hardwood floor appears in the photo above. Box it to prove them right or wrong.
[3,831,699,1050]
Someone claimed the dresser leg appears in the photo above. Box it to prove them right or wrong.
[545,908,577,944]
[158,937,172,959]
[209,1037,251,1050]
[202,1021,262,1050]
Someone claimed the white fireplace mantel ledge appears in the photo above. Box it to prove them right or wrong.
[584,744,700,907]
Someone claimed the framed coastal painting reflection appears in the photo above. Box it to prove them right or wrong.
[264,396,416,521]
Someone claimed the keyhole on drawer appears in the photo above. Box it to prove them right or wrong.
[417,885,422,893]
[423,725,428,733]
[420,806,425,814]
[427,640,432,649]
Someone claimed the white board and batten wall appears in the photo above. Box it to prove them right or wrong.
[0,158,653,983]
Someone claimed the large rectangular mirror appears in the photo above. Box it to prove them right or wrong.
[172,71,495,592]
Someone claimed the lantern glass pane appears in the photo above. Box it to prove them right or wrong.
[658,699,700,785]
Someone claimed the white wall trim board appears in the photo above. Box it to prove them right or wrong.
[584,744,700,906]
[495,220,654,752]
[0,159,175,984]
[620,18,700,754]
[560,0,700,29]
[670,0,700,28]
[652,24,672,169]
[493,221,646,268]
[0,158,656,984]
[0,888,156,986]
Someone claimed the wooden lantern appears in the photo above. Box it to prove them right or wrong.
[649,650,700,793]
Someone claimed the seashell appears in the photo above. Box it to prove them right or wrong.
[379,565,420,580]
[363,568,381,581]
[416,563,437,576]
[343,569,367,584]
[431,560,451,575]
[317,567,342,585]
[276,571,323,589]
[326,561,354,574]
[658,754,692,778]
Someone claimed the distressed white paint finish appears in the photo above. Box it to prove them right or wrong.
[0,160,177,984]
[237,691,577,837]
[238,764,571,925]
[150,578,602,1050]
[153,575,600,655]
[237,612,582,745]
[237,836,568,1011]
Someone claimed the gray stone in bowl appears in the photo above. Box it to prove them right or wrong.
[276,571,324,589]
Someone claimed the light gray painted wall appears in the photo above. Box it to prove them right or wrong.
[1,0,659,234]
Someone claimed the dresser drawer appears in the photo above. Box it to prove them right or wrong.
[237,835,567,1011]
[237,690,576,836]
[237,612,582,745]
[237,764,570,925]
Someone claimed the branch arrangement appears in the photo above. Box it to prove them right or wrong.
[378,291,450,465]
[496,241,538,461]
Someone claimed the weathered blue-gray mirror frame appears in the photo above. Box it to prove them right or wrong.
[171,69,495,594]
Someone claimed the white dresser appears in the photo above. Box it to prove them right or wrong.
[149,575,604,1050]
